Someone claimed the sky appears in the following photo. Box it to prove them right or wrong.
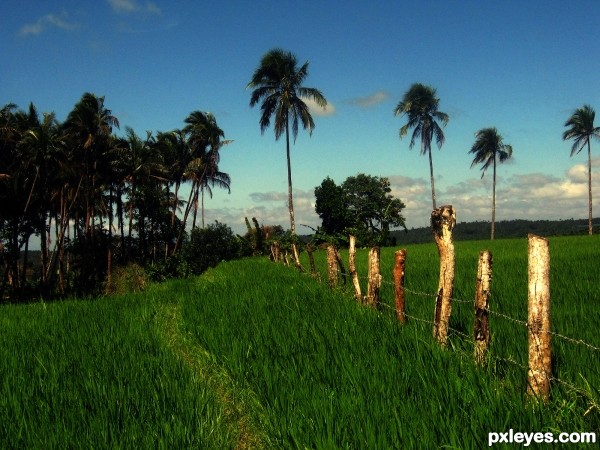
[2,0,600,236]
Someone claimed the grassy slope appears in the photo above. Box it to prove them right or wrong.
[1,235,599,448]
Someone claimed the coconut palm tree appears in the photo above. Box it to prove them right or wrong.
[468,127,513,240]
[563,105,600,235]
[247,48,327,268]
[172,111,230,254]
[63,93,119,239]
[394,83,449,210]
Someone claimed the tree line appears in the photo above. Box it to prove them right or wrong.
[3,47,598,298]
[0,93,232,300]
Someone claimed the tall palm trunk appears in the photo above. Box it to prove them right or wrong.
[285,117,302,270]
[173,180,197,254]
[201,187,205,228]
[285,117,296,234]
[428,145,436,210]
[191,185,200,230]
[587,141,593,235]
[491,156,496,240]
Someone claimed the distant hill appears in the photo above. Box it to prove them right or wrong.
[389,218,600,245]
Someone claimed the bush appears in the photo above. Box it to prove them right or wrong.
[105,263,147,295]
[183,222,242,275]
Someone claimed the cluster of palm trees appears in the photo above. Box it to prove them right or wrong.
[394,83,599,239]
[246,48,598,259]
[0,93,230,299]
[2,48,597,297]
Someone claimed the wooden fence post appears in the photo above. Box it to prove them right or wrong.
[270,241,281,262]
[527,234,551,402]
[474,250,492,364]
[291,242,303,272]
[366,246,381,308]
[306,243,318,278]
[431,205,456,347]
[393,249,407,324]
[333,247,348,286]
[326,244,338,289]
[348,235,362,301]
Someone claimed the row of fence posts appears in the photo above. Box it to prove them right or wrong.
[317,205,552,402]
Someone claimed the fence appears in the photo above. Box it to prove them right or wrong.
[281,205,600,405]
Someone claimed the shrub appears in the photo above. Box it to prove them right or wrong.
[105,263,147,295]
[183,222,242,275]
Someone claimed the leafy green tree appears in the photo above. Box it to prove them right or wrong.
[247,48,327,264]
[315,174,406,245]
[394,83,449,209]
[183,221,241,275]
[468,127,513,240]
[314,177,351,235]
[563,105,600,235]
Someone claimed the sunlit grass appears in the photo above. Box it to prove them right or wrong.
[1,235,598,448]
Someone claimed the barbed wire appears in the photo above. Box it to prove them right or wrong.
[312,262,600,353]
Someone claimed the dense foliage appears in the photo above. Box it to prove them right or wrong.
[0,94,231,301]
[315,174,406,245]
[183,221,243,275]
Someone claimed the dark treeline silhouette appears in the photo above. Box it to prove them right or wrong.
[389,218,600,245]
[0,93,231,301]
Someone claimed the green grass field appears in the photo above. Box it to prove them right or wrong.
[1,235,599,448]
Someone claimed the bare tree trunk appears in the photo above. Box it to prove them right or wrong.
[428,146,437,210]
[366,246,381,308]
[173,181,197,254]
[474,250,492,364]
[393,249,407,324]
[348,235,362,301]
[201,187,205,228]
[326,244,338,289]
[284,118,303,272]
[527,234,551,402]
[431,205,456,347]
[191,184,200,231]
[587,141,593,235]
[491,157,496,240]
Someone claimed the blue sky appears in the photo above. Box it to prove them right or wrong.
[2,0,600,235]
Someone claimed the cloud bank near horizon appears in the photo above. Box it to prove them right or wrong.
[203,159,600,234]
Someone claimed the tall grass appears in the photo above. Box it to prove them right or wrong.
[180,236,600,448]
[0,294,235,449]
[1,235,598,448]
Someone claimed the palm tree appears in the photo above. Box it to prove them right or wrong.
[63,93,119,239]
[172,111,230,254]
[563,105,600,235]
[247,48,327,268]
[468,127,513,240]
[394,83,449,210]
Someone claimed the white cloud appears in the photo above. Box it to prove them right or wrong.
[348,90,390,108]
[107,0,162,15]
[303,97,336,117]
[206,159,600,235]
[19,12,78,36]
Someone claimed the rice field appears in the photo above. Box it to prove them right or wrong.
[1,235,599,448]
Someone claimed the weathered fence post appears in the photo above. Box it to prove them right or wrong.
[366,246,381,308]
[393,249,407,324]
[474,250,492,364]
[431,205,456,347]
[333,247,348,286]
[348,235,362,301]
[326,244,338,289]
[306,243,318,278]
[270,241,281,262]
[527,234,551,402]
[291,243,303,272]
